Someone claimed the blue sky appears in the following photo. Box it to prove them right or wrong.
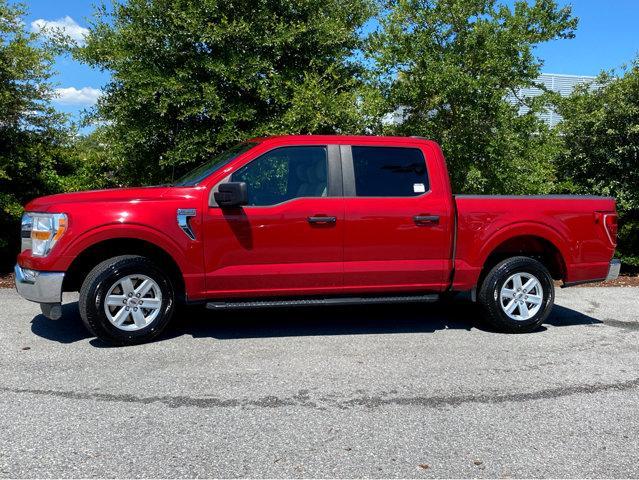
[24,0,639,124]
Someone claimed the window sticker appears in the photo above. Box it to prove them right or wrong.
[413,183,426,193]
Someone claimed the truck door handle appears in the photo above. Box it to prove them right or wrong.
[308,216,336,225]
[414,215,440,225]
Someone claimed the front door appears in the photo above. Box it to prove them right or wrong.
[342,144,452,293]
[203,145,344,298]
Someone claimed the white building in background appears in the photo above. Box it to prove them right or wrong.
[383,73,596,128]
[508,73,596,127]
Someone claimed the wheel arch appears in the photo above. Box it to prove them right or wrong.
[63,237,186,302]
[478,232,568,289]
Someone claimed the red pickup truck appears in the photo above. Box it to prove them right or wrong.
[16,135,620,345]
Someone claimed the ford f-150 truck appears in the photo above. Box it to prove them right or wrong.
[16,135,620,345]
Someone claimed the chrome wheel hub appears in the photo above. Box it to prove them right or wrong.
[104,274,162,331]
[499,272,543,321]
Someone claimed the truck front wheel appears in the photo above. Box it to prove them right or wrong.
[478,256,554,333]
[79,255,175,345]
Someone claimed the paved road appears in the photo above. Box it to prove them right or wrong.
[1,287,638,478]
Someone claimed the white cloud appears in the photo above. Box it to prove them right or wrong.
[31,16,89,43]
[54,87,102,106]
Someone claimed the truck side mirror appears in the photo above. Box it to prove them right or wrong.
[213,182,248,207]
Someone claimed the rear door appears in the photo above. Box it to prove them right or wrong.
[342,144,452,293]
[203,145,344,297]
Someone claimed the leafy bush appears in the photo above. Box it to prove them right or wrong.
[0,1,74,269]
[557,60,639,269]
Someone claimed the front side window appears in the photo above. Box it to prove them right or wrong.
[230,146,328,206]
[352,146,429,197]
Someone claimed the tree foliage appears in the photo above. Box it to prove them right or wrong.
[75,0,374,185]
[2,0,639,272]
[367,0,576,193]
[557,60,639,267]
[61,126,118,191]
[557,63,639,213]
[0,0,72,266]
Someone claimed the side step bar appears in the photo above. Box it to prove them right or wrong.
[206,294,439,310]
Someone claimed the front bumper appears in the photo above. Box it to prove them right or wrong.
[14,264,64,304]
[606,259,621,281]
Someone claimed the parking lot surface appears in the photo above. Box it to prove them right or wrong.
[1,287,638,478]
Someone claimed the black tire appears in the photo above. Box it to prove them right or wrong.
[478,256,554,333]
[79,255,175,345]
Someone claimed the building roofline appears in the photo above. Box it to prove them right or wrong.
[540,72,597,79]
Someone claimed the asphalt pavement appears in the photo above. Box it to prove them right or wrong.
[1,286,638,478]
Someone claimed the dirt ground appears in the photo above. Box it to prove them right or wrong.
[563,274,639,287]
[0,273,14,288]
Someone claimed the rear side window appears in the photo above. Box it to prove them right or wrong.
[352,146,429,197]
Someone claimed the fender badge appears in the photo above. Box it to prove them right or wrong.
[177,208,197,240]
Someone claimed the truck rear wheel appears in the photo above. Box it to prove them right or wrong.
[478,256,554,333]
[79,255,175,345]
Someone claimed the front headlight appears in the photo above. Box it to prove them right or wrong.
[21,212,68,257]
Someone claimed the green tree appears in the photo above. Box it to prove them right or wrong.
[61,126,120,191]
[0,1,72,268]
[367,0,576,193]
[557,60,639,268]
[75,0,374,185]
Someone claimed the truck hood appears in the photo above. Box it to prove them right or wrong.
[25,186,171,211]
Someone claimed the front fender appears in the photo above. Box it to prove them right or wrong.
[18,222,202,278]
[62,223,196,272]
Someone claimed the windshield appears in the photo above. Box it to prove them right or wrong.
[172,142,258,186]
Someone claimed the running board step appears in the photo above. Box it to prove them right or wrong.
[206,294,439,310]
